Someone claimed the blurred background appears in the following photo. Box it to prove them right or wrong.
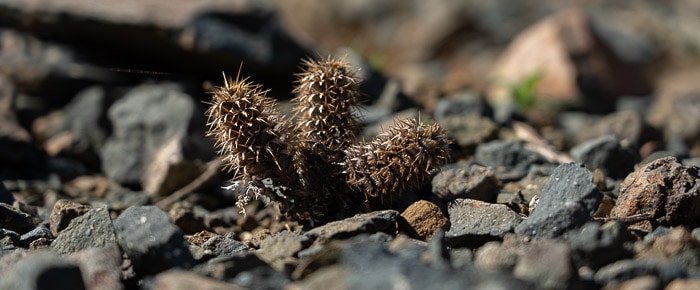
[1,0,699,200]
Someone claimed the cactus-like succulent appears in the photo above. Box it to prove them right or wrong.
[344,119,451,210]
[205,56,451,225]
[292,56,361,160]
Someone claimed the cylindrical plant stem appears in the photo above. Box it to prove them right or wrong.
[344,119,451,210]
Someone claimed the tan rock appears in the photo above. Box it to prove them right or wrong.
[397,200,449,240]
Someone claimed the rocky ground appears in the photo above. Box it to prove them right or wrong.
[1,0,700,289]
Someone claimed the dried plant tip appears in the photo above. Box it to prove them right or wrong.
[344,118,451,209]
[293,56,362,158]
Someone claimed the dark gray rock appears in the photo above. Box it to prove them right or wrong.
[51,207,118,254]
[439,115,498,153]
[513,239,582,290]
[445,199,522,247]
[432,164,500,202]
[19,225,53,247]
[594,258,688,286]
[305,210,399,242]
[201,232,249,257]
[434,91,493,122]
[259,231,312,262]
[194,252,289,290]
[570,135,640,180]
[515,163,602,238]
[293,235,534,290]
[0,181,13,204]
[0,250,86,290]
[475,140,547,181]
[1,228,20,245]
[100,84,208,187]
[113,205,195,276]
[0,202,35,233]
[565,222,634,269]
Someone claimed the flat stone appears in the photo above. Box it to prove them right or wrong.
[515,163,602,238]
[0,203,35,234]
[49,199,91,236]
[0,250,86,290]
[570,134,639,180]
[397,200,449,240]
[51,207,117,254]
[113,205,195,275]
[432,164,500,202]
[445,199,522,247]
[438,115,498,152]
[305,210,399,242]
[611,157,700,231]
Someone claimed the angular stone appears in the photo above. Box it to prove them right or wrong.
[438,115,498,152]
[305,210,399,242]
[0,250,86,290]
[201,233,249,257]
[611,157,700,231]
[19,225,53,247]
[144,137,205,197]
[570,134,640,180]
[565,222,633,269]
[516,163,602,238]
[100,84,208,187]
[397,200,449,240]
[113,205,195,275]
[49,199,91,236]
[0,203,35,233]
[52,207,117,254]
[432,164,500,202]
[445,199,522,247]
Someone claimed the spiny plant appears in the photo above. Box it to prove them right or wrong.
[205,56,451,226]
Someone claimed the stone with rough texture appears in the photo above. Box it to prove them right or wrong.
[49,199,91,236]
[438,115,498,152]
[201,233,250,257]
[113,205,195,275]
[397,200,449,241]
[51,207,117,254]
[432,164,500,202]
[305,210,399,242]
[446,199,522,247]
[100,84,209,187]
[515,163,602,238]
[611,157,700,231]
[570,134,640,180]
[0,250,86,290]
[565,222,633,269]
